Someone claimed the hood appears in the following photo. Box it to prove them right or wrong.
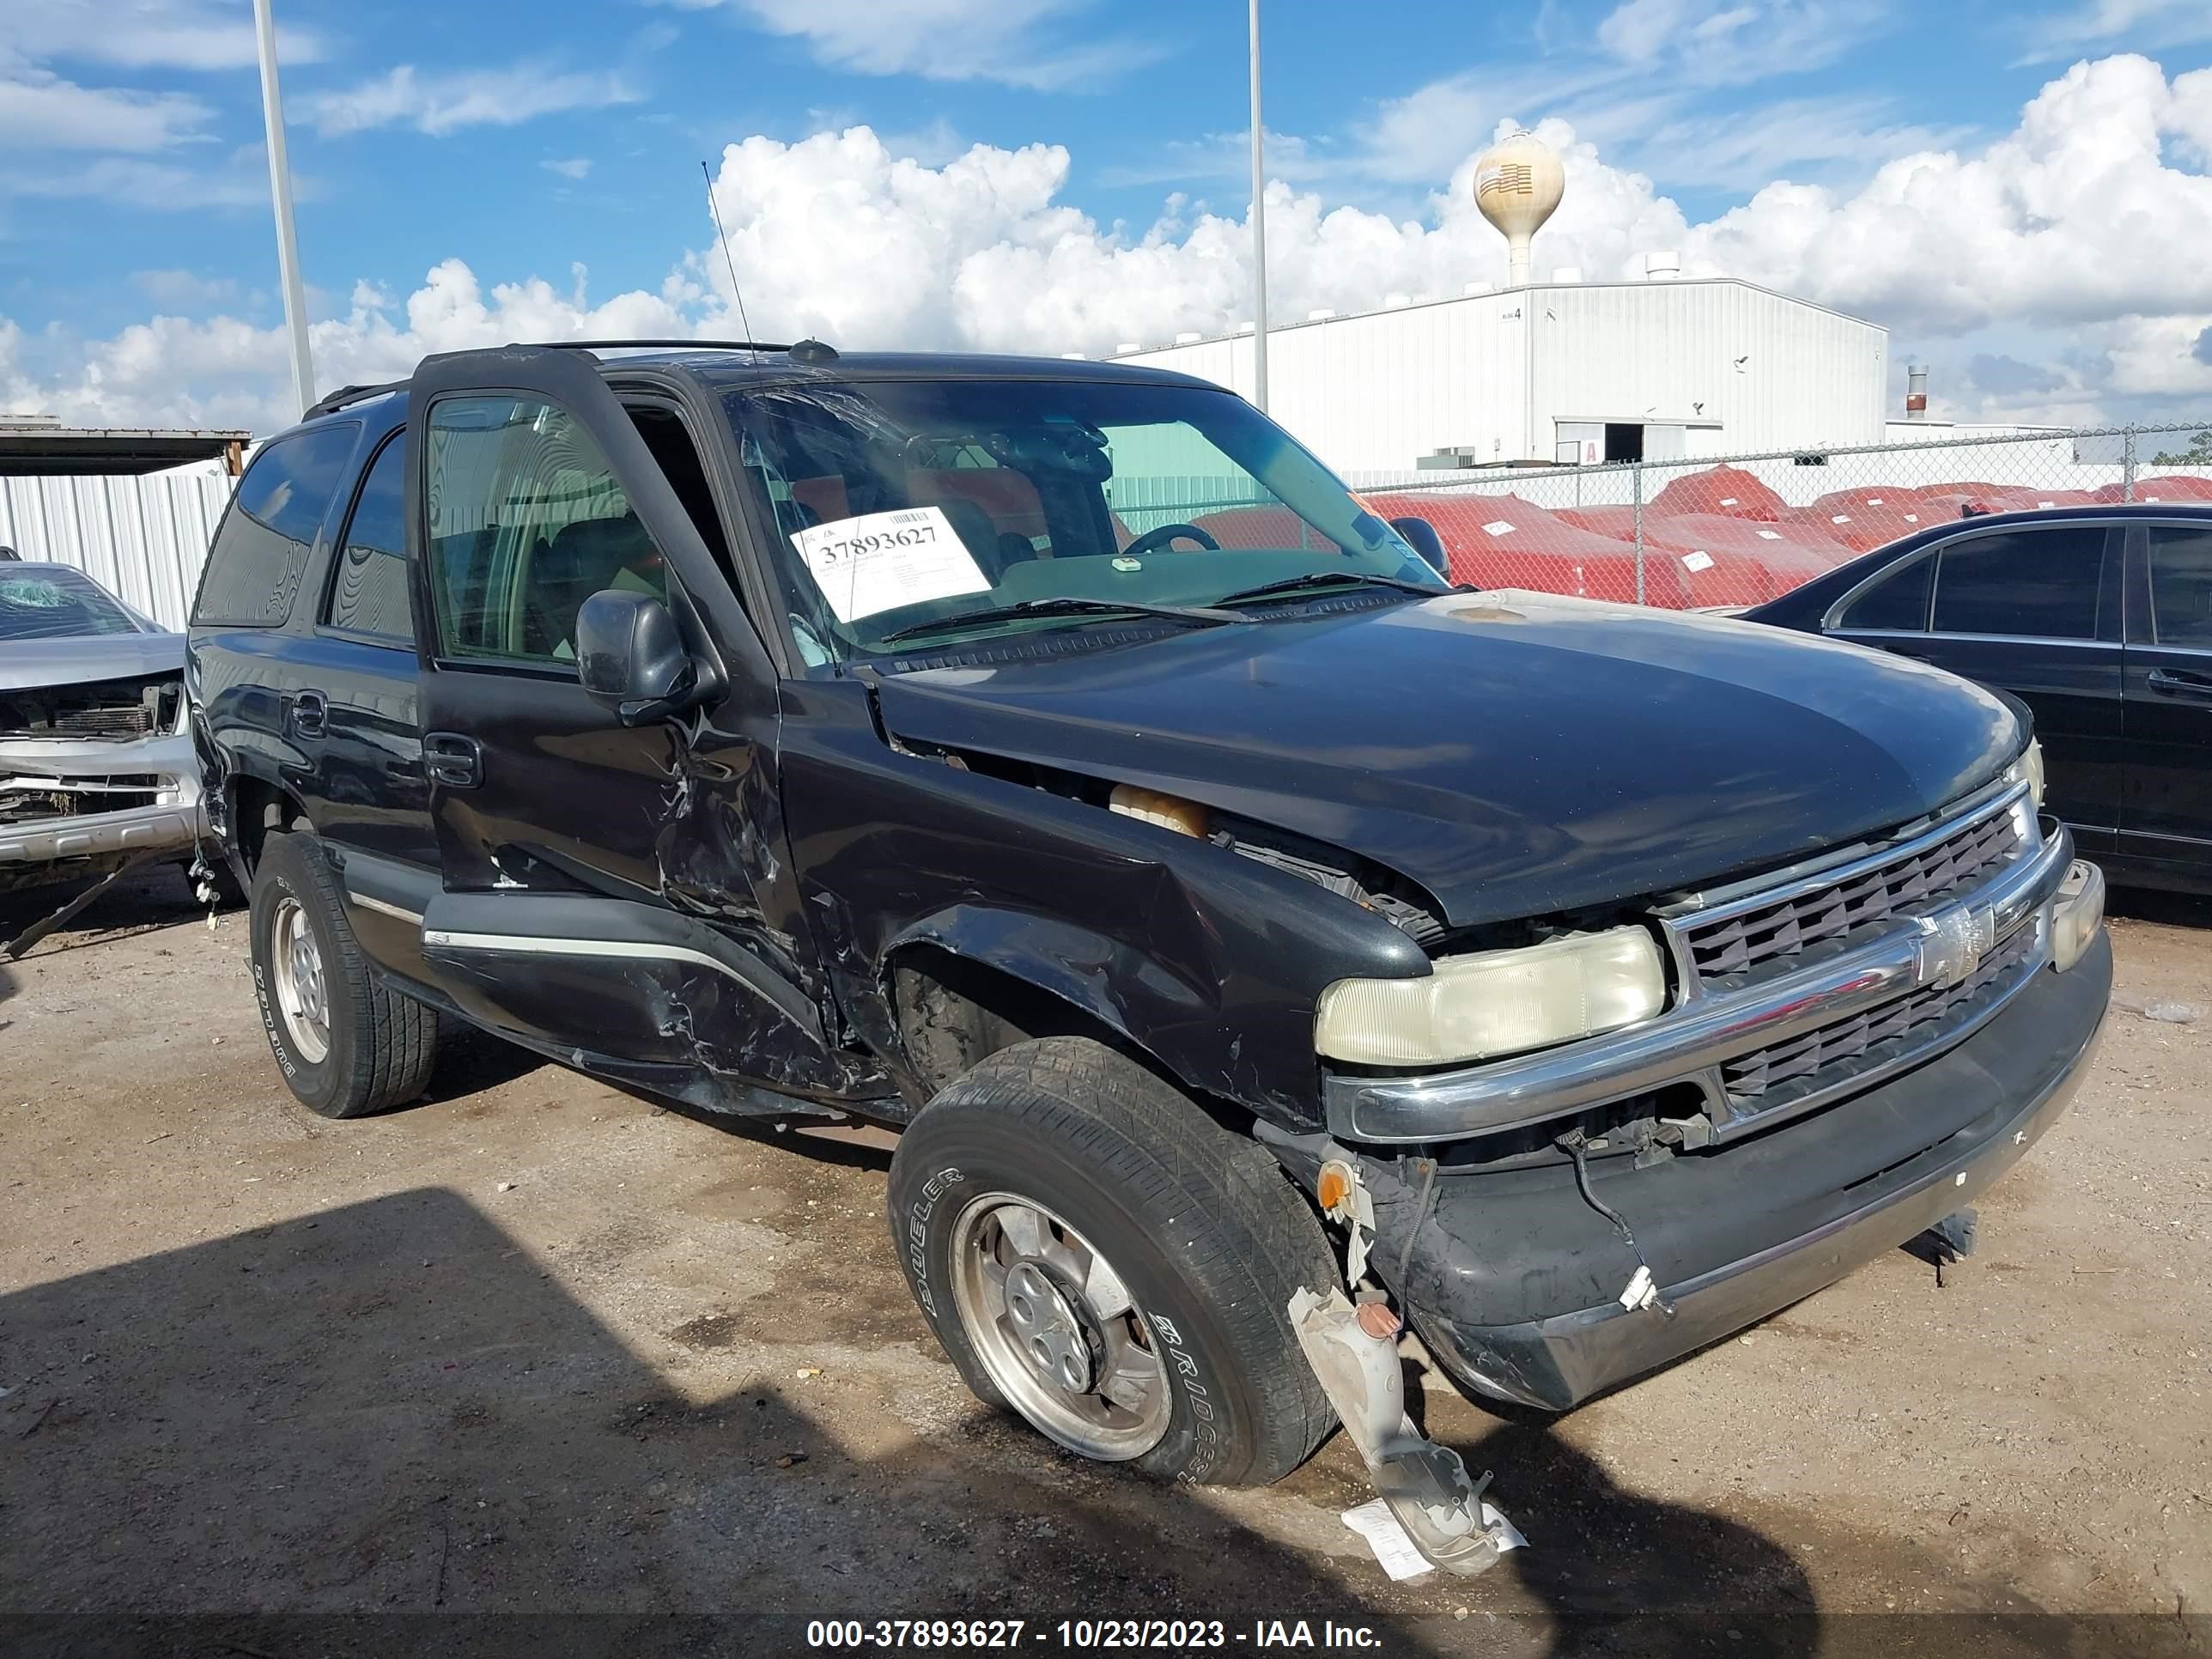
[0,630,185,694]
[872,592,2023,928]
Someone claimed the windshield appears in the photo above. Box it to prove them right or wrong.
[0,568,146,641]
[723,378,1443,664]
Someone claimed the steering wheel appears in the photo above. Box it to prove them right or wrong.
[1120,522,1221,557]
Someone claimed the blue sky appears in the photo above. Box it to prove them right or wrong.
[3,0,2210,428]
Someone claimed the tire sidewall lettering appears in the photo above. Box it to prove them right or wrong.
[1146,1310,1225,1482]
[904,1165,965,1317]
[250,881,303,1081]
[900,1161,1236,1483]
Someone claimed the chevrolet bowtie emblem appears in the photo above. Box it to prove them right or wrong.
[1916,903,1995,989]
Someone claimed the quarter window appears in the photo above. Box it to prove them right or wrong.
[2148,526,2212,648]
[422,396,667,667]
[1930,526,2104,641]
[323,434,412,641]
[192,424,357,626]
[1838,553,1933,631]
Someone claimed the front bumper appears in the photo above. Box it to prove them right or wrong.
[1388,927,2111,1410]
[0,731,205,892]
[1326,791,2068,1146]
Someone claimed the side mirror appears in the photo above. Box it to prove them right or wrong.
[1391,515,1450,577]
[576,589,700,726]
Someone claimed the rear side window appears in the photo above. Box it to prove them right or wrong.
[2148,526,2212,648]
[323,434,412,641]
[193,424,357,626]
[1930,526,2104,640]
[1838,552,1933,630]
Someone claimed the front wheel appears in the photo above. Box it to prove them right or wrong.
[887,1036,1338,1486]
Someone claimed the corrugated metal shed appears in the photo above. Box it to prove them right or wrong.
[1111,276,1888,481]
[0,471,233,629]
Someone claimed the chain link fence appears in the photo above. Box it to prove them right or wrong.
[1344,422,2212,610]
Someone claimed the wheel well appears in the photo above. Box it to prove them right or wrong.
[228,775,307,875]
[887,945,1252,1133]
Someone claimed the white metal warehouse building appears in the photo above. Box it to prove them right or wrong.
[1110,273,1893,483]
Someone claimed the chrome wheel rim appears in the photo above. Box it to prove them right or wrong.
[947,1191,1171,1462]
[270,896,330,1064]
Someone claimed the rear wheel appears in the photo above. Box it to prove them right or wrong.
[248,831,441,1118]
[888,1036,1337,1487]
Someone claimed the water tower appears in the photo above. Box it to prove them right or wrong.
[1474,130,1565,289]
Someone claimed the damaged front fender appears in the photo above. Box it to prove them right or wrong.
[779,679,1431,1127]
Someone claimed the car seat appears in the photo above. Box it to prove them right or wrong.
[936,497,1023,585]
[524,512,659,658]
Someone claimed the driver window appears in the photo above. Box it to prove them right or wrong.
[423,395,668,668]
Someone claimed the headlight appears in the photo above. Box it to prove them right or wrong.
[1316,925,1667,1067]
[2006,738,2045,806]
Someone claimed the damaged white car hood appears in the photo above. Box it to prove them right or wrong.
[0,632,185,693]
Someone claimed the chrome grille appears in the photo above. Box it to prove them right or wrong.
[1682,802,2024,987]
[1720,923,2039,1109]
[52,702,158,739]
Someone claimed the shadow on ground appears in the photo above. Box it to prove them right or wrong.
[2107,884,2212,929]
[0,1188,1844,1658]
[0,862,222,960]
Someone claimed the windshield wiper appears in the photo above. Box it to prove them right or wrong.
[878,595,1254,647]
[1214,570,1455,607]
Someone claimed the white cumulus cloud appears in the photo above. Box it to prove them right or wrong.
[1686,54,2212,333]
[6,53,2212,434]
[0,264,696,433]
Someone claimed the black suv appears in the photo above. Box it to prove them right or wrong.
[190,342,2110,1491]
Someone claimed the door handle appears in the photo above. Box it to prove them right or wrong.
[423,731,484,788]
[291,689,328,738]
[2144,667,2212,702]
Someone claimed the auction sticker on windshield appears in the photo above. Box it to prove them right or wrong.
[793,506,989,623]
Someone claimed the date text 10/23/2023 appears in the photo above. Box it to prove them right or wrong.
[804,1619,1389,1650]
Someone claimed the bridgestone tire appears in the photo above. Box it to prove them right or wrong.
[248,831,441,1119]
[888,1036,1338,1487]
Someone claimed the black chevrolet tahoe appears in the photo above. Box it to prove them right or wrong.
[190,342,2111,1492]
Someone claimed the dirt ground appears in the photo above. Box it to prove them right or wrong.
[1,866,2207,1657]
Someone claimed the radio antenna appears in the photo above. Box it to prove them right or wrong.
[701,159,757,360]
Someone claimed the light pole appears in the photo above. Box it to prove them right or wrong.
[1248,0,1269,413]
[253,0,316,416]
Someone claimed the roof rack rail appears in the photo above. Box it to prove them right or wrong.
[304,380,405,420]
[525,338,795,354]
